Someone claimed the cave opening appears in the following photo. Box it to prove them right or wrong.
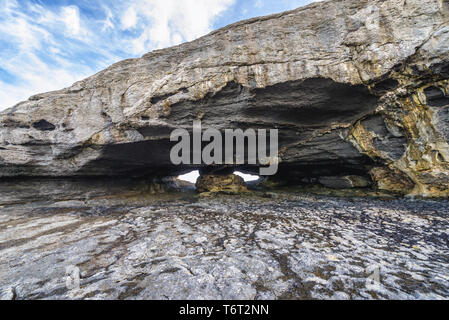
[177,170,260,184]
[234,171,260,182]
[80,77,380,193]
[178,170,200,184]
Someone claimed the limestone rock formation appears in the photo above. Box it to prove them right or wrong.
[318,175,372,190]
[196,174,248,194]
[1,0,449,197]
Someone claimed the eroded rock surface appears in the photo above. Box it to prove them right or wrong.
[196,174,248,194]
[0,184,448,300]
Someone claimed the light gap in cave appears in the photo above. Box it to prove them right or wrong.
[177,170,260,183]
[178,170,200,183]
[234,171,260,182]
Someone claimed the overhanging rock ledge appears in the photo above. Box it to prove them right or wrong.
[1,0,449,197]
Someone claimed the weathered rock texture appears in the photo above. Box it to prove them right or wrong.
[1,0,449,196]
[1,187,448,300]
[196,174,248,194]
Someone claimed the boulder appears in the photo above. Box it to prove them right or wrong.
[318,176,372,189]
[370,167,415,195]
[196,174,248,194]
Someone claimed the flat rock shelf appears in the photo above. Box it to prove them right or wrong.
[1,189,448,300]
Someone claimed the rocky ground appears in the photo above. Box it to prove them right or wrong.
[1,0,448,301]
[1,183,448,300]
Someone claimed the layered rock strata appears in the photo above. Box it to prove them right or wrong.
[1,0,449,196]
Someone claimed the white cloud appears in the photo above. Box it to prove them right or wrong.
[121,7,138,30]
[0,48,91,110]
[0,0,93,110]
[61,6,81,36]
[122,0,236,53]
[101,7,114,32]
[34,3,88,39]
[0,15,52,51]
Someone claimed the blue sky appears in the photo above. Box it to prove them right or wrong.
[0,0,319,110]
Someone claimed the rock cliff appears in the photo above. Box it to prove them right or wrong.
[1,0,449,197]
